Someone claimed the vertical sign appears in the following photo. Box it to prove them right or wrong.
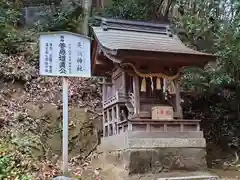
[39,32,91,175]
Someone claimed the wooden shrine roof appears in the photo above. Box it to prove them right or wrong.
[91,17,216,76]
[91,17,214,58]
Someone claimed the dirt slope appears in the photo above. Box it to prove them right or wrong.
[0,53,102,179]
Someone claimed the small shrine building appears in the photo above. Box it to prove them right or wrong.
[91,17,215,174]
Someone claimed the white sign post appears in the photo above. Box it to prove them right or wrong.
[39,31,91,175]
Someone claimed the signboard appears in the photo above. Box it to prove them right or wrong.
[39,31,91,176]
[39,31,91,77]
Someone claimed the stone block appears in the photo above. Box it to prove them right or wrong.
[127,131,203,138]
[128,138,206,148]
[126,150,152,174]
[125,148,207,174]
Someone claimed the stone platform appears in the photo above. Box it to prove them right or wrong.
[100,131,207,174]
[128,172,218,180]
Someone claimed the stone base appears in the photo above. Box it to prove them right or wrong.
[100,131,207,174]
[125,148,207,174]
[104,148,206,174]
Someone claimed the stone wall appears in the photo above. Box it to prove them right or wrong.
[125,148,207,174]
[20,6,53,26]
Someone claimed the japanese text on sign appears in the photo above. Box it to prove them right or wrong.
[76,41,85,72]
[39,32,91,77]
[44,43,53,73]
[59,36,67,74]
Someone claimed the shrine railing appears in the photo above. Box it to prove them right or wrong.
[103,91,127,108]
[128,93,135,107]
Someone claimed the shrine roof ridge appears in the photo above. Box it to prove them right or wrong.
[93,16,171,35]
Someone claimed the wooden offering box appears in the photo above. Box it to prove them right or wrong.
[152,106,173,120]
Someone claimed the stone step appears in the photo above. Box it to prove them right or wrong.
[158,175,218,180]
[128,172,218,180]
[156,172,218,180]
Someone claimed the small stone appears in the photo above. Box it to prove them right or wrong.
[94,169,100,176]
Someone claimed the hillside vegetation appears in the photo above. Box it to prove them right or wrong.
[0,1,102,179]
[0,0,240,179]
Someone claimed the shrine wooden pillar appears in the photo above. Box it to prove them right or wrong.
[102,78,107,101]
[122,71,127,94]
[133,75,140,114]
[175,81,183,118]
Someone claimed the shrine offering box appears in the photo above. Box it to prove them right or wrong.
[151,106,173,120]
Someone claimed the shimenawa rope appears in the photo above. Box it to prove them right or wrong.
[121,62,185,80]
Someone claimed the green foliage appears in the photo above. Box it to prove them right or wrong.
[175,0,240,89]
[99,0,182,21]
[175,0,240,150]
[215,21,240,82]
[100,0,154,20]
[0,0,36,54]
[0,0,21,54]
[175,0,240,151]
[38,2,85,33]
[0,143,33,180]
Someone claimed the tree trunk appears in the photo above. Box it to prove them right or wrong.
[81,0,92,35]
